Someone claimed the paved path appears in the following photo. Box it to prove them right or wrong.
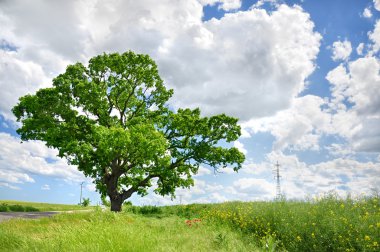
[0,210,94,223]
[0,211,59,223]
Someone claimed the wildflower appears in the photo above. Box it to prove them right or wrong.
[373,241,378,247]
[296,236,302,241]
[311,233,315,238]
[364,235,370,241]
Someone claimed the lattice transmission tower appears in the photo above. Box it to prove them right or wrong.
[273,161,282,200]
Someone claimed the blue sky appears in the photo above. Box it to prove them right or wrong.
[0,0,379,206]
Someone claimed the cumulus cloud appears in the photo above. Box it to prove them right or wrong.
[242,95,330,151]
[374,0,380,11]
[0,132,85,189]
[0,1,321,123]
[162,4,321,120]
[0,51,51,121]
[331,40,352,61]
[363,8,372,18]
[242,152,380,199]
[369,20,380,54]
[356,43,364,55]
[326,57,380,152]
[234,141,247,155]
[197,0,242,11]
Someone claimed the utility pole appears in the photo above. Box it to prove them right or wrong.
[79,182,84,205]
[274,161,282,200]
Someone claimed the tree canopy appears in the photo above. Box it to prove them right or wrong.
[12,51,245,211]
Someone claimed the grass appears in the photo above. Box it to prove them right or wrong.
[0,200,95,212]
[161,195,380,251]
[0,210,259,251]
[1,195,379,251]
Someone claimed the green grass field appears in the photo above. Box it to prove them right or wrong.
[0,200,95,212]
[1,195,379,251]
[0,210,258,251]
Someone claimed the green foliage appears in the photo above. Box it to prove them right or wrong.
[0,200,94,211]
[12,51,245,211]
[122,201,132,207]
[123,205,162,215]
[8,204,25,212]
[101,195,111,207]
[0,203,9,212]
[0,203,39,212]
[81,198,91,207]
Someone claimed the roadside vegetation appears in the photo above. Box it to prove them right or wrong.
[0,200,95,212]
[1,194,379,251]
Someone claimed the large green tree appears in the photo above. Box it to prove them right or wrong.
[12,51,245,211]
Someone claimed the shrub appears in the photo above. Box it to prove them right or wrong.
[8,205,25,212]
[0,203,9,212]
[81,198,91,207]
[24,206,39,212]
[139,205,162,215]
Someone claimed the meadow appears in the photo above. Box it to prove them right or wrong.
[0,195,379,251]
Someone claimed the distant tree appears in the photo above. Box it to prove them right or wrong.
[81,198,91,207]
[12,51,245,212]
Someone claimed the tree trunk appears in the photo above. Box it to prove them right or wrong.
[110,195,123,212]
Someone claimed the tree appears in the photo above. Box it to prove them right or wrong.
[81,197,91,207]
[12,51,245,212]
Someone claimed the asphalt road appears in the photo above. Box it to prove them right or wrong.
[0,211,59,223]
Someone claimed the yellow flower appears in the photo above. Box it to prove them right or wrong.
[364,235,371,241]
[311,232,315,238]
[296,236,302,241]
[373,241,379,247]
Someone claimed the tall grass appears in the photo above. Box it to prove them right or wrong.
[1,196,379,251]
[0,210,259,251]
[163,196,380,251]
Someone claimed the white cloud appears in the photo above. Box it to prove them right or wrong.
[0,1,321,123]
[194,166,212,177]
[331,40,352,61]
[234,140,247,155]
[0,182,21,190]
[326,57,380,152]
[0,51,51,121]
[374,0,380,11]
[197,0,241,11]
[243,95,330,151]
[233,178,274,198]
[369,20,380,54]
[0,132,86,189]
[242,152,380,199]
[41,184,50,190]
[356,43,364,55]
[218,0,241,10]
[86,183,96,192]
[363,8,372,18]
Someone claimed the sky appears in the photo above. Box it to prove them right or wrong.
[0,0,379,206]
